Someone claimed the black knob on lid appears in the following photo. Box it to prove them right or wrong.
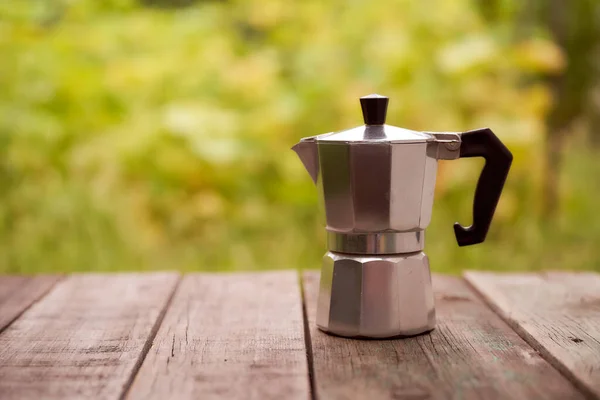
[360,94,388,125]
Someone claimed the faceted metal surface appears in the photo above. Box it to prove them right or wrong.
[316,251,436,338]
[318,141,437,233]
[292,133,460,254]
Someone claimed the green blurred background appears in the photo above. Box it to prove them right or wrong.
[1,0,599,274]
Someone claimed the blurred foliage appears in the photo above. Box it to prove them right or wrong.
[0,0,598,273]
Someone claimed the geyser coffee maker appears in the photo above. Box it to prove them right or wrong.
[292,94,512,338]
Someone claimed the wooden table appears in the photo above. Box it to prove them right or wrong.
[0,271,598,400]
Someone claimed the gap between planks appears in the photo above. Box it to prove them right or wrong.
[0,275,64,334]
[0,272,180,400]
[300,271,317,400]
[119,274,183,400]
[126,271,311,400]
[465,270,600,400]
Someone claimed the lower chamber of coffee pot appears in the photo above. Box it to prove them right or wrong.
[316,251,436,339]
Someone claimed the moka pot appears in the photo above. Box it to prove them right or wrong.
[292,94,513,338]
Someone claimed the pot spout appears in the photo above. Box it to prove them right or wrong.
[291,136,319,184]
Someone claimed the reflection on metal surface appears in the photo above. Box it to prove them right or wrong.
[389,143,428,231]
[291,136,320,184]
[319,143,355,231]
[426,132,461,160]
[327,231,424,254]
[316,251,436,338]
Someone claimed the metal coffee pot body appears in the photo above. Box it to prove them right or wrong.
[292,95,513,338]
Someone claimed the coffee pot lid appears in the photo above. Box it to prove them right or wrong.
[318,94,433,144]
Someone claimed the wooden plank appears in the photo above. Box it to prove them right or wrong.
[303,271,584,400]
[126,271,310,400]
[465,271,600,399]
[0,275,63,332]
[0,272,179,400]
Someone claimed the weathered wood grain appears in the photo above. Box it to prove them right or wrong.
[126,271,310,400]
[0,272,179,400]
[0,275,62,332]
[465,271,600,399]
[303,271,584,400]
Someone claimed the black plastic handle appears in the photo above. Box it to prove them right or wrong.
[454,128,513,246]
